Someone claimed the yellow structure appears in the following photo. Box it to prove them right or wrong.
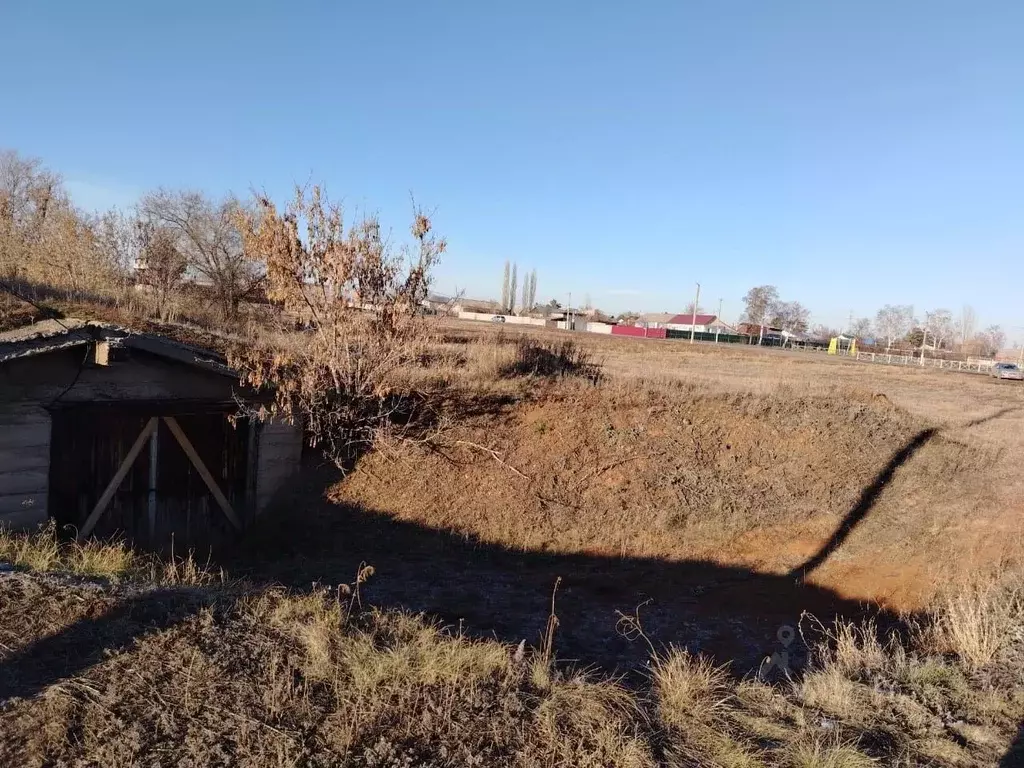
[828,338,838,355]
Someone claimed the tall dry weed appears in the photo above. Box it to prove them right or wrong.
[926,574,1022,669]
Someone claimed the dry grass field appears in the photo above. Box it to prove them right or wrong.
[3,317,1024,766]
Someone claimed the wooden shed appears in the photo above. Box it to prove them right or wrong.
[0,319,302,550]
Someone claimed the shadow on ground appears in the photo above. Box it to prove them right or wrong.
[1,407,1019,760]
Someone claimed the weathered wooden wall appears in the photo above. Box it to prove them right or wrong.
[0,345,302,543]
[0,404,50,528]
[255,419,304,512]
[48,409,252,551]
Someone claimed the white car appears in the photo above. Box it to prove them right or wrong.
[990,362,1024,381]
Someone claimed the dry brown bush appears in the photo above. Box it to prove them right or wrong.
[230,186,446,467]
[0,149,122,295]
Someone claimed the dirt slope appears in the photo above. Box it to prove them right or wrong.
[337,379,1001,610]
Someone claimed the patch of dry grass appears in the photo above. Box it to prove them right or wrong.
[784,736,877,768]
[1,567,1023,766]
[926,574,1023,670]
[797,665,863,720]
[0,522,218,585]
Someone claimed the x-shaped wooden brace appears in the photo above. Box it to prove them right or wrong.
[77,416,242,540]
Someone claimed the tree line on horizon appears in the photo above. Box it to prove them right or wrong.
[3,147,1010,359]
[0,148,443,329]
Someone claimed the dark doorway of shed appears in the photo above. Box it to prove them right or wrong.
[48,406,252,553]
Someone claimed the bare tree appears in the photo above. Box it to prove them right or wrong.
[811,323,840,340]
[231,185,445,467]
[135,222,188,320]
[0,149,62,278]
[683,300,705,315]
[974,325,1006,356]
[770,300,809,334]
[923,308,954,349]
[526,269,537,312]
[957,304,977,347]
[742,285,779,344]
[874,304,914,350]
[849,317,872,338]
[500,261,511,313]
[141,189,263,317]
[0,149,60,239]
[91,207,142,284]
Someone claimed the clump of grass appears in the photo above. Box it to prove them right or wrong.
[651,648,765,766]
[0,521,61,571]
[827,618,893,677]
[535,670,652,768]
[0,522,217,584]
[154,550,222,586]
[65,537,136,577]
[651,648,731,729]
[784,735,876,768]
[237,589,653,766]
[926,575,1022,670]
[797,666,861,718]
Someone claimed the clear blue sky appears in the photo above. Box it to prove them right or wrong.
[3,1,1022,334]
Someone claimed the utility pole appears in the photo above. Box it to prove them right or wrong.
[567,292,572,331]
[715,297,723,344]
[690,282,701,344]
[920,326,928,366]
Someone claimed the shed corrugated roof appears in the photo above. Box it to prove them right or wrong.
[0,318,235,377]
[0,318,89,345]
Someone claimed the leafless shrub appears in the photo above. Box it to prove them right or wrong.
[230,185,445,468]
[501,336,601,382]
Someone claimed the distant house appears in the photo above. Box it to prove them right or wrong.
[638,313,724,332]
[664,314,720,333]
[0,319,303,549]
[453,299,503,315]
[421,293,454,315]
[636,312,674,328]
[737,323,784,342]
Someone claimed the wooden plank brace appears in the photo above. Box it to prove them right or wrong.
[162,416,243,531]
[78,417,158,540]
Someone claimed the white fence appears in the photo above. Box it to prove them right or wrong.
[457,311,547,326]
[855,351,994,374]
